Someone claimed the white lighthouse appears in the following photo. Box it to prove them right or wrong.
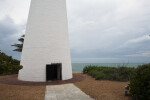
[18,0,72,82]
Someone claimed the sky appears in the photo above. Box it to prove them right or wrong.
[0,0,150,63]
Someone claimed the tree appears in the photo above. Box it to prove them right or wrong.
[11,35,25,52]
[0,50,23,75]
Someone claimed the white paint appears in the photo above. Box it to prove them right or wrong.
[18,0,72,82]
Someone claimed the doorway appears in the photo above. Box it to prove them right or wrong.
[46,63,62,81]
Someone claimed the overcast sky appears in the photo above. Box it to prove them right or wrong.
[0,0,150,63]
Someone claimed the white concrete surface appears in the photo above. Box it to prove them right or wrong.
[45,84,94,100]
[18,0,72,82]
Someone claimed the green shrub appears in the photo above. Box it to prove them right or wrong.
[83,65,99,74]
[116,67,135,81]
[95,72,105,80]
[0,50,23,75]
[129,64,150,100]
[83,65,135,82]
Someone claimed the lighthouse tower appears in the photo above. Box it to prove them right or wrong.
[18,0,72,82]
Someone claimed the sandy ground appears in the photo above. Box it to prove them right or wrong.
[0,74,131,100]
[0,74,85,86]
[74,73,131,100]
[0,75,45,100]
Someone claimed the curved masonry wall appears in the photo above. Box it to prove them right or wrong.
[18,0,72,82]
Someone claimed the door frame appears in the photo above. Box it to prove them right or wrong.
[46,63,62,81]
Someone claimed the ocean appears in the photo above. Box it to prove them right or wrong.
[72,63,146,72]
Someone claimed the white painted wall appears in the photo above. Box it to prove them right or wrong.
[18,0,72,82]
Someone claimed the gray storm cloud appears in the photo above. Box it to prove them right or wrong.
[0,17,24,59]
[66,0,150,63]
[0,0,150,63]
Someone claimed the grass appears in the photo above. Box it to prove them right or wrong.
[83,65,135,82]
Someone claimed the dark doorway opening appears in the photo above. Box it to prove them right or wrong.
[46,63,62,81]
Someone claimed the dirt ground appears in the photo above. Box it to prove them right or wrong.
[0,75,45,100]
[74,73,131,100]
[0,74,85,86]
[0,74,131,100]
[0,74,84,100]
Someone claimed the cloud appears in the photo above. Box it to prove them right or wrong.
[0,0,29,59]
[0,16,25,59]
[72,57,120,63]
[0,0,150,63]
[118,35,150,50]
[123,35,150,45]
[126,51,150,57]
[0,17,21,37]
[0,0,30,24]
[66,0,150,62]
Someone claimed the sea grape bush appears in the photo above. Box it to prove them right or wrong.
[83,65,135,81]
[0,50,23,75]
[83,64,150,100]
[129,64,150,100]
